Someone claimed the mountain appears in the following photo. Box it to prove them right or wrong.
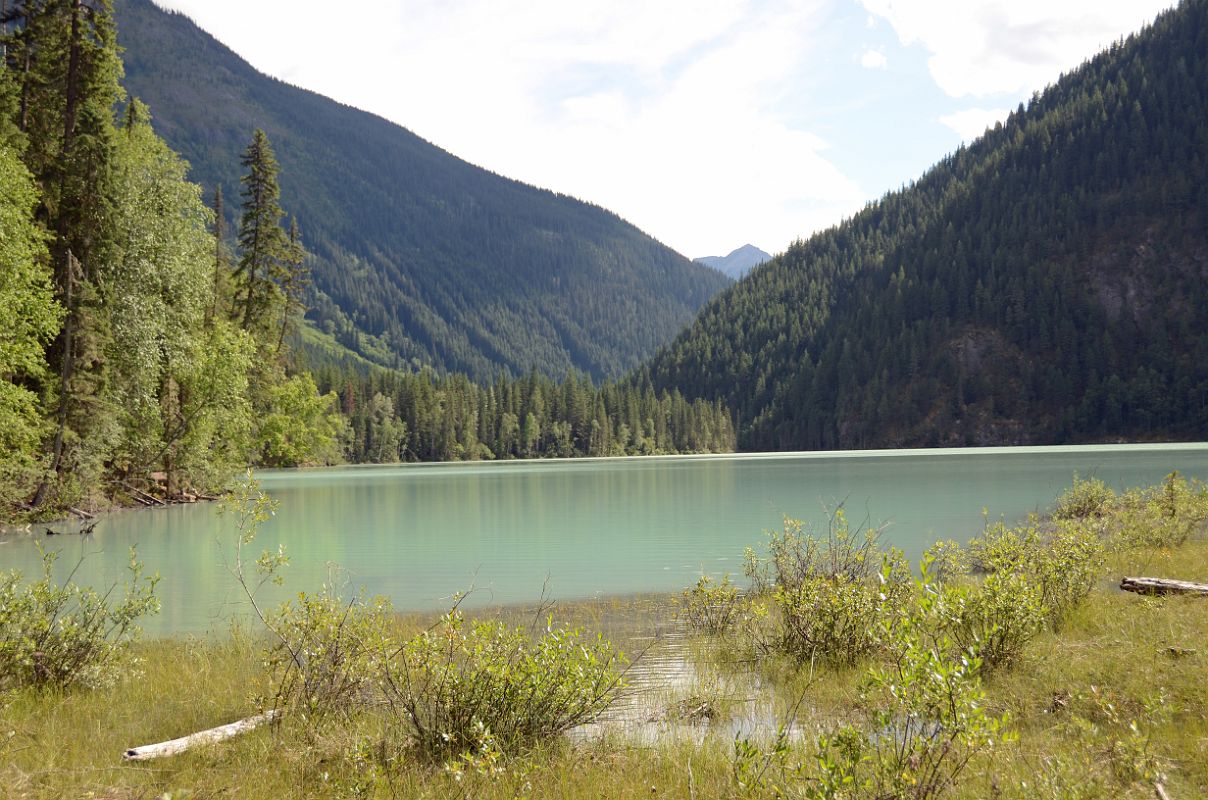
[696,244,772,279]
[647,0,1208,450]
[113,0,731,381]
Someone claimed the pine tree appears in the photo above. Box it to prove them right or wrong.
[275,215,309,355]
[234,128,289,334]
[19,0,123,508]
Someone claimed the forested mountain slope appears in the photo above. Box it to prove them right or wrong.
[647,0,1208,450]
[115,0,730,381]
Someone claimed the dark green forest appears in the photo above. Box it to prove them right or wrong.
[313,367,735,463]
[112,0,731,383]
[646,0,1208,450]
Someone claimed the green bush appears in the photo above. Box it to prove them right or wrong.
[967,518,1103,628]
[678,573,744,635]
[745,511,884,594]
[745,511,910,665]
[733,569,1011,800]
[1111,471,1208,551]
[384,609,626,760]
[942,571,1045,670]
[1053,476,1116,520]
[265,587,395,721]
[0,546,159,691]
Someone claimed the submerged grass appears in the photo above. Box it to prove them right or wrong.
[4,478,1208,799]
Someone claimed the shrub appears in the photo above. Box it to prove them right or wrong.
[921,539,969,582]
[967,518,1103,628]
[733,570,1011,800]
[0,546,159,691]
[942,571,1045,670]
[1111,471,1208,551]
[265,587,395,721]
[383,608,626,760]
[745,511,884,595]
[678,573,744,635]
[745,511,910,665]
[1053,476,1116,520]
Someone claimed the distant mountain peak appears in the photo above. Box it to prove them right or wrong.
[695,244,772,279]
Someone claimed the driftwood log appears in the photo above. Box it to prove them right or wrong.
[123,710,278,761]
[1120,577,1208,597]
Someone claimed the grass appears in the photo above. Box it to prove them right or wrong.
[3,486,1208,799]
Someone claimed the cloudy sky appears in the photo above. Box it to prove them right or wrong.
[155,0,1174,259]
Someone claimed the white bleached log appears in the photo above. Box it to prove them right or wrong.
[123,709,278,761]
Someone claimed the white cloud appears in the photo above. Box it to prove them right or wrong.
[859,49,888,69]
[858,0,1177,97]
[152,0,865,257]
[938,107,1010,141]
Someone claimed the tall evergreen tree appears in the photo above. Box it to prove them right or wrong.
[16,0,123,507]
[234,127,288,334]
[275,214,309,355]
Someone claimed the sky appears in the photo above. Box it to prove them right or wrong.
[155,0,1175,259]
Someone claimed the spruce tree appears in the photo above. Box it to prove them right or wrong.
[234,128,289,334]
[19,0,123,508]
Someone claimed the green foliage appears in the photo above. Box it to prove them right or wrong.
[745,512,911,665]
[1109,471,1208,550]
[733,568,1010,800]
[389,609,626,761]
[265,588,395,722]
[939,571,1045,671]
[0,145,59,508]
[968,518,1104,628]
[678,574,744,635]
[1053,476,1116,520]
[852,585,1010,800]
[105,100,250,496]
[315,365,736,463]
[649,0,1208,450]
[0,546,159,691]
[255,373,347,467]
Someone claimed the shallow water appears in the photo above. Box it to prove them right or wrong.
[2,443,1206,635]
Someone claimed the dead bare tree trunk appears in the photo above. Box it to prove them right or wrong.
[1120,577,1208,597]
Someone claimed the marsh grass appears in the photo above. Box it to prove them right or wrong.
[4,480,1208,799]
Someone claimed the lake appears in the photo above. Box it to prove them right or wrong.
[3,443,1206,635]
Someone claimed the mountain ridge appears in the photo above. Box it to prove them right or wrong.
[116,0,731,381]
[647,0,1208,450]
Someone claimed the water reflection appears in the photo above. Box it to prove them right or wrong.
[2,444,1206,634]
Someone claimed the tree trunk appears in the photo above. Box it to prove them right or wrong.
[31,249,80,507]
[123,710,279,761]
[1120,577,1208,597]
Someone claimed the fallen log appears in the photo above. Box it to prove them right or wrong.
[1121,577,1208,597]
[123,709,279,761]
[121,481,166,507]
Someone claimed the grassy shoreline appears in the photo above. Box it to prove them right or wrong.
[4,478,1208,799]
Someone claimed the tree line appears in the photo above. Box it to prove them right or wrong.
[310,366,736,463]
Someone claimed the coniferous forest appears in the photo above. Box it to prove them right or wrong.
[0,1,734,519]
[647,0,1208,450]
